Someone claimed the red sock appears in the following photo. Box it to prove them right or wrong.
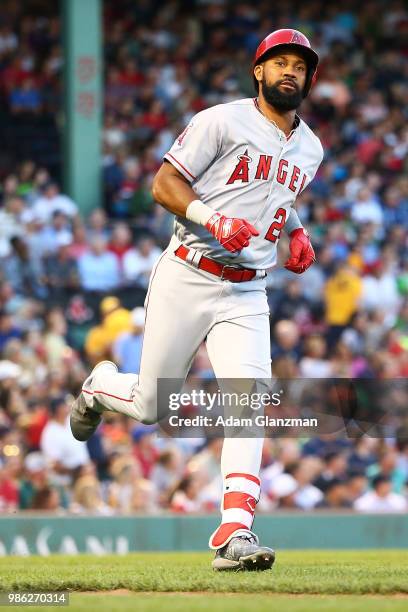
[209,472,260,549]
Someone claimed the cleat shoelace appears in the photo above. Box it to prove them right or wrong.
[238,533,259,545]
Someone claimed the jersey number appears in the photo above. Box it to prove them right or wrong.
[265,207,287,243]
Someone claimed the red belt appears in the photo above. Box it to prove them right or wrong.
[175,245,263,283]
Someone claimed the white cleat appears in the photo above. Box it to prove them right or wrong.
[70,361,118,441]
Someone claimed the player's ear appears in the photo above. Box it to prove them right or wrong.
[253,64,263,86]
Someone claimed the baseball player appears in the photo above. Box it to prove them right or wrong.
[71,29,323,571]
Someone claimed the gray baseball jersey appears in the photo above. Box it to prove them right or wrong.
[164,97,323,269]
[79,95,324,554]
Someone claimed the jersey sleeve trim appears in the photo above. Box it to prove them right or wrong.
[164,153,196,182]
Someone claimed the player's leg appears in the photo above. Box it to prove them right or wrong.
[205,311,275,570]
[71,252,215,439]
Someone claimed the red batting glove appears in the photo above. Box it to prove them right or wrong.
[205,213,259,253]
[284,228,316,274]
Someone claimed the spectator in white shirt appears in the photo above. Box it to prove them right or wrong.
[299,335,333,378]
[350,187,384,226]
[36,210,73,255]
[290,457,324,510]
[0,25,18,54]
[354,475,407,513]
[78,236,121,291]
[361,260,401,324]
[30,181,78,224]
[0,196,25,257]
[40,395,89,486]
[344,162,365,200]
[123,235,162,288]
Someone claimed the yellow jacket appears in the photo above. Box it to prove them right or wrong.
[85,307,132,361]
[325,269,362,325]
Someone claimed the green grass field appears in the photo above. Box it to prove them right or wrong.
[0,550,407,611]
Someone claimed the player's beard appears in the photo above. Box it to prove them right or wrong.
[261,77,303,111]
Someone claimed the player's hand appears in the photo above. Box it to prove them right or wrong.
[284,228,316,274]
[205,213,259,253]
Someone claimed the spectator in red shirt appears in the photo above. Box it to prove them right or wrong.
[107,222,133,265]
[0,459,20,511]
[132,428,159,479]
[140,101,168,133]
[25,401,49,450]
[119,58,144,87]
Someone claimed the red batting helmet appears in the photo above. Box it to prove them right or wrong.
[253,29,318,97]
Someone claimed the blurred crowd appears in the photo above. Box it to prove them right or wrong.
[1,408,407,514]
[0,0,407,514]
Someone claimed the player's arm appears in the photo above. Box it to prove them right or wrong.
[283,208,315,274]
[152,161,258,253]
[152,161,197,217]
